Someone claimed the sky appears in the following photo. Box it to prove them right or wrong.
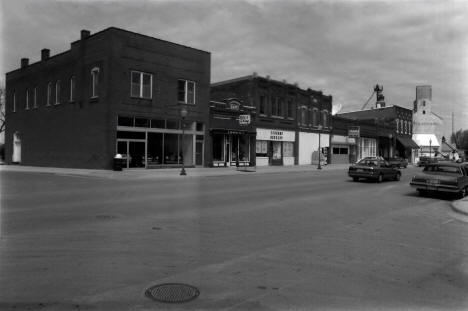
[1,0,468,137]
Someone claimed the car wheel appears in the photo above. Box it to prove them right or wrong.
[352,177,359,182]
[394,172,401,181]
[377,174,383,183]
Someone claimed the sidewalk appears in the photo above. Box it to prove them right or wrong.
[0,163,350,180]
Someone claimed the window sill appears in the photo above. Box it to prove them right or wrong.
[178,101,195,105]
[130,96,153,100]
[69,100,75,104]
[90,97,99,103]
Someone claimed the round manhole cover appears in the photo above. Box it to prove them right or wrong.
[145,283,200,303]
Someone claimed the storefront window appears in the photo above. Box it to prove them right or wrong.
[147,133,163,164]
[256,140,267,156]
[283,142,294,157]
[239,135,250,161]
[164,133,180,164]
[213,134,225,161]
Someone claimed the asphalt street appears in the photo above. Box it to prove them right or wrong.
[1,167,468,310]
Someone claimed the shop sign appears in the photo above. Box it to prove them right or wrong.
[239,114,251,125]
[257,128,295,142]
[348,126,360,138]
[229,102,240,111]
[228,130,244,135]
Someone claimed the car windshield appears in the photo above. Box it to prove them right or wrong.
[423,165,462,175]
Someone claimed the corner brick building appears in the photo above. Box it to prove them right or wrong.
[5,27,211,169]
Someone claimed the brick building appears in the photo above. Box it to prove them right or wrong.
[5,27,211,169]
[211,74,332,166]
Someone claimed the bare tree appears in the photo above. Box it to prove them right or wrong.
[451,129,468,150]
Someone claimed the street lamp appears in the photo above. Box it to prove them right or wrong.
[429,138,432,159]
[317,125,323,170]
[180,107,188,176]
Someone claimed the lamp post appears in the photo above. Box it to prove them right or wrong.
[429,139,432,159]
[180,108,188,176]
[317,125,323,170]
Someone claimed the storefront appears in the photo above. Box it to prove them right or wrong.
[209,99,256,167]
[330,135,357,164]
[256,128,296,166]
[116,116,205,169]
[298,132,330,165]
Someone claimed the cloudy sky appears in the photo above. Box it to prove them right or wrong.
[1,0,468,135]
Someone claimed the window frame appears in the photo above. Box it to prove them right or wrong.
[178,79,196,105]
[33,87,38,109]
[91,67,99,98]
[55,80,61,105]
[69,75,76,102]
[12,91,16,112]
[47,82,52,106]
[130,70,153,99]
[25,88,30,110]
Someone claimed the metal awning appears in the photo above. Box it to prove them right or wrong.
[397,136,420,149]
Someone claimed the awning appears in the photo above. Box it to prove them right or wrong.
[396,136,420,149]
[412,134,440,147]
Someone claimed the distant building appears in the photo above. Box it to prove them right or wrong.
[335,87,418,163]
[412,85,444,160]
[211,74,332,166]
[5,28,211,169]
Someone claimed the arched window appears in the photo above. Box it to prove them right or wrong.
[25,89,30,110]
[91,67,99,98]
[395,119,400,133]
[55,80,61,104]
[322,110,329,128]
[69,75,76,102]
[312,108,318,127]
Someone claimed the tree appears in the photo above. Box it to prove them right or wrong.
[451,129,468,150]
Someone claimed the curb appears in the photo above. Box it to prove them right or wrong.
[451,199,468,217]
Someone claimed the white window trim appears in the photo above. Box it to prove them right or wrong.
[131,71,153,99]
[13,91,16,112]
[25,89,30,110]
[178,79,196,105]
[33,87,38,109]
[91,67,99,98]
[55,80,61,105]
[47,82,52,106]
[69,76,75,102]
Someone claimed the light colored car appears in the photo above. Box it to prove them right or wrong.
[410,162,468,198]
[348,157,401,182]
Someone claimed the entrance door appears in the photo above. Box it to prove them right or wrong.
[129,141,145,168]
[12,132,21,163]
[195,136,203,166]
[117,140,145,168]
[271,141,283,165]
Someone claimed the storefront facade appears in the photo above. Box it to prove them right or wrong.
[209,99,256,167]
[256,128,296,166]
[298,132,330,165]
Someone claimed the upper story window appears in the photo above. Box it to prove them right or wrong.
[322,110,329,128]
[409,121,412,134]
[178,79,195,104]
[55,80,61,105]
[259,95,267,115]
[299,106,308,126]
[12,91,16,112]
[69,76,76,102]
[25,89,30,110]
[396,119,400,133]
[131,71,152,99]
[312,108,318,127]
[271,97,281,117]
[33,87,38,109]
[47,82,52,106]
[91,67,99,98]
[287,99,295,119]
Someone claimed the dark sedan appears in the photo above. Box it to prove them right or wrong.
[410,162,468,198]
[348,157,401,182]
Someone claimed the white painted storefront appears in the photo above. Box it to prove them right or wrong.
[298,132,330,165]
[256,128,296,166]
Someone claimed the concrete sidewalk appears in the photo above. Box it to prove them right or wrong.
[0,163,350,180]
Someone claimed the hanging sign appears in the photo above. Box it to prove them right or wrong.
[239,114,251,125]
[348,126,360,138]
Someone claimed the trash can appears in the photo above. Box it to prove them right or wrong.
[113,154,123,171]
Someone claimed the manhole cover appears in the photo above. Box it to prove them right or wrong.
[145,283,200,303]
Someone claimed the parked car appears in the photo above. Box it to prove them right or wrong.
[348,157,402,182]
[410,162,468,198]
[417,156,438,167]
[386,157,408,168]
